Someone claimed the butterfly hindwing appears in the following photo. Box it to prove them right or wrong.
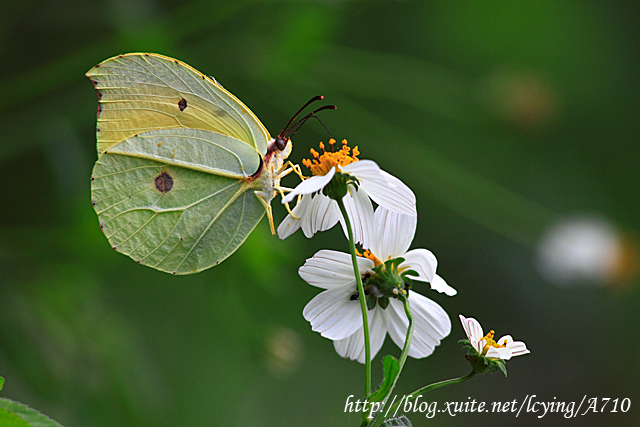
[91,133,266,274]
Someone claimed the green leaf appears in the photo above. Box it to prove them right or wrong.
[368,355,400,402]
[0,408,31,427]
[381,415,413,426]
[494,359,508,377]
[0,398,65,427]
[366,293,377,311]
[378,296,390,309]
[390,257,405,270]
[401,269,419,278]
[0,377,4,391]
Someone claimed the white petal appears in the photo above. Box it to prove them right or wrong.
[485,346,512,360]
[340,159,382,181]
[460,315,485,354]
[277,193,312,240]
[374,170,417,216]
[303,286,363,340]
[459,314,472,340]
[300,194,339,238]
[465,316,484,342]
[299,249,375,289]
[496,335,529,357]
[386,293,451,358]
[342,161,416,216]
[338,187,375,247]
[282,167,335,204]
[402,252,457,297]
[496,335,512,346]
[507,341,530,357]
[430,274,457,296]
[401,248,438,283]
[333,306,387,363]
[306,194,340,237]
[370,207,416,260]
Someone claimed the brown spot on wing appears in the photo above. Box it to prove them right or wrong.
[178,97,187,111]
[154,171,174,193]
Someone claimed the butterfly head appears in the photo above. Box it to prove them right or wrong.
[275,95,336,153]
[275,135,290,151]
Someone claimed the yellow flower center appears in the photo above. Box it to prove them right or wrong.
[481,330,508,354]
[302,139,360,176]
[356,249,383,267]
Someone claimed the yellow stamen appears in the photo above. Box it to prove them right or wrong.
[357,249,382,267]
[303,139,360,176]
[481,329,507,353]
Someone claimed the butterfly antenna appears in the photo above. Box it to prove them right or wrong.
[285,105,337,137]
[280,95,325,137]
[287,111,335,141]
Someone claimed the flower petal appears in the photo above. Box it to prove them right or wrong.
[506,340,530,357]
[333,306,387,363]
[476,338,487,355]
[370,207,416,260]
[339,186,375,247]
[459,314,472,340]
[496,335,513,346]
[303,286,363,340]
[303,194,340,238]
[342,160,416,216]
[485,346,512,360]
[462,316,484,342]
[386,293,451,358]
[401,251,456,296]
[282,167,335,204]
[277,193,312,240]
[401,248,437,282]
[430,274,457,296]
[299,249,375,289]
[460,315,485,354]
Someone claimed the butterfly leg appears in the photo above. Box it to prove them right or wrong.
[275,186,300,220]
[255,192,276,235]
[278,161,306,182]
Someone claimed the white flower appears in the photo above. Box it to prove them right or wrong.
[299,207,455,363]
[459,314,530,360]
[278,139,416,247]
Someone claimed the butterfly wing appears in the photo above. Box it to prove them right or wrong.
[91,128,267,274]
[87,53,270,155]
[87,54,272,274]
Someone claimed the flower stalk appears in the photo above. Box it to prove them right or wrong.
[337,197,372,396]
[370,370,477,427]
[364,294,414,426]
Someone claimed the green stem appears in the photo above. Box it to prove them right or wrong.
[382,296,414,407]
[371,370,477,426]
[337,198,371,397]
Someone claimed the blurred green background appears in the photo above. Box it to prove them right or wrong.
[1,0,639,426]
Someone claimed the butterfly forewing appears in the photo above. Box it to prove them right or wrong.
[87,53,270,156]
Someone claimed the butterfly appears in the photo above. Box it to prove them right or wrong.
[87,53,333,274]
